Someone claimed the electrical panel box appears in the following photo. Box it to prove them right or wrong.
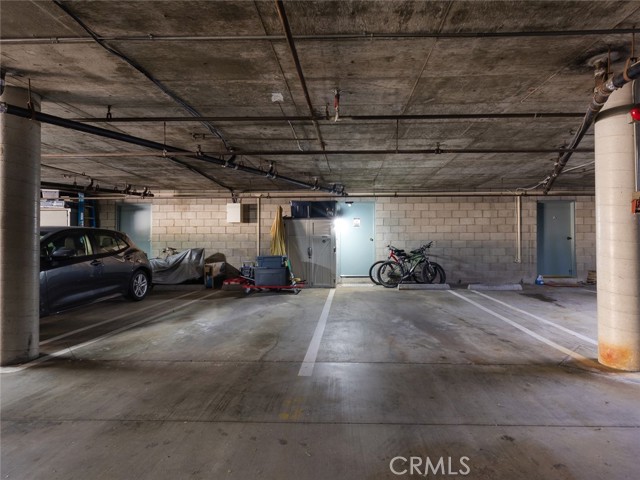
[227,203,245,223]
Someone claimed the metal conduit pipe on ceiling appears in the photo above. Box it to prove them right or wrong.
[52,0,231,152]
[166,155,234,192]
[204,147,591,156]
[67,112,586,123]
[0,103,339,194]
[69,189,595,201]
[145,190,594,199]
[41,146,592,158]
[544,58,640,193]
[275,0,330,173]
[3,28,640,45]
[40,181,154,198]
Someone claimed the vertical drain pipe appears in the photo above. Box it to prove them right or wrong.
[515,195,522,263]
[256,196,262,257]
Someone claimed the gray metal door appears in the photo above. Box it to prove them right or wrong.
[310,219,336,287]
[285,219,335,287]
[336,202,375,277]
[537,201,576,276]
[285,219,310,282]
[117,204,152,257]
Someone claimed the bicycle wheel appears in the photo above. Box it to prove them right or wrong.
[421,261,438,284]
[378,261,405,288]
[432,262,446,284]
[368,260,386,285]
[413,260,427,283]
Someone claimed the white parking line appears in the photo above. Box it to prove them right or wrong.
[469,290,597,345]
[1,291,220,373]
[298,289,336,377]
[448,290,600,370]
[41,290,200,345]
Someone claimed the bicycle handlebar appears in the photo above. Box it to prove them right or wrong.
[386,244,406,255]
[387,241,433,248]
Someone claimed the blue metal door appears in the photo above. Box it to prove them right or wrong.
[336,202,375,277]
[117,204,152,257]
[537,201,576,277]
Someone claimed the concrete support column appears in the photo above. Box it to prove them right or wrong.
[594,82,640,371]
[0,86,41,365]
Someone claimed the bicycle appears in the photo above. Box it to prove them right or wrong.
[368,245,407,285]
[377,241,446,288]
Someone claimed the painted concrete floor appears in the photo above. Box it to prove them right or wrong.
[1,284,639,479]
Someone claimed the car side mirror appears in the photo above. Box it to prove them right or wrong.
[52,247,75,258]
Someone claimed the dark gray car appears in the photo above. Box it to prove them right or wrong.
[40,227,152,316]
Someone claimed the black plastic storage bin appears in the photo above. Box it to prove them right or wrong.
[254,267,288,286]
[256,255,286,268]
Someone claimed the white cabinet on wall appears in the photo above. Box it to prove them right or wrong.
[285,218,336,287]
[40,208,70,226]
[227,203,247,223]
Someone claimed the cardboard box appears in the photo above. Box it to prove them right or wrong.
[204,262,227,288]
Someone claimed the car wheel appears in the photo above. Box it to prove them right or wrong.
[128,270,150,301]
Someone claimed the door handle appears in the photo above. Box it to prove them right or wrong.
[307,247,312,259]
[90,260,103,266]
[566,236,572,240]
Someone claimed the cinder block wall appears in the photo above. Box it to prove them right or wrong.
[374,196,595,284]
[98,195,595,284]
[99,197,293,266]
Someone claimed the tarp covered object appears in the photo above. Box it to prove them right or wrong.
[270,205,286,255]
[150,248,205,284]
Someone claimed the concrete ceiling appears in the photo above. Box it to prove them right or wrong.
[2,0,640,197]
